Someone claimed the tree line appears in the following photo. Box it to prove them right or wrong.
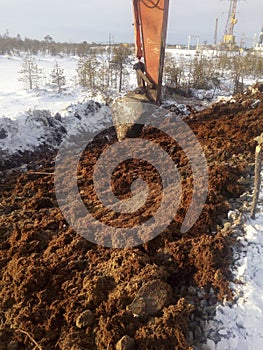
[0,32,117,56]
[10,29,263,98]
[164,49,263,96]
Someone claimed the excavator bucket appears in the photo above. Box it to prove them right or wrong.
[111,0,169,141]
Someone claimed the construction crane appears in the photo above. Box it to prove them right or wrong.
[223,0,238,47]
[112,0,170,140]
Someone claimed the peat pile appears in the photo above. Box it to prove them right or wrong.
[0,91,263,350]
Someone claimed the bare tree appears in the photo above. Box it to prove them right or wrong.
[111,44,132,92]
[50,61,66,93]
[18,55,43,89]
[77,52,99,89]
[164,53,185,89]
[44,35,54,55]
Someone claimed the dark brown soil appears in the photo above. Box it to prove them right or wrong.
[0,92,263,350]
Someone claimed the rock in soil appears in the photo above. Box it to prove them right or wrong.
[116,335,135,350]
[76,310,94,328]
[127,279,172,317]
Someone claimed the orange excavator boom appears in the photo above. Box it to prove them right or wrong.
[111,0,170,141]
[132,0,170,105]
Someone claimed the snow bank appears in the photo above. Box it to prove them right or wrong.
[0,101,112,168]
[203,199,263,349]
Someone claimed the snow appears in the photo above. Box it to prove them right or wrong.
[0,54,113,162]
[204,197,263,349]
[0,102,112,160]
[166,48,219,59]
[0,55,87,119]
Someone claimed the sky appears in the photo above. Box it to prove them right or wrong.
[0,0,262,47]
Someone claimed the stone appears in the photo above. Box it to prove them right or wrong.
[76,310,94,328]
[200,299,208,307]
[116,335,135,350]
[193,326,202,338]
[126,279,172,318]
[206,338,216,348]
[188,331,194,343]
[0,128,7,139]
[218,329,228,336]
[251,99,261,109]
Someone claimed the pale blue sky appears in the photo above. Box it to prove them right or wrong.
[0,0,262,46]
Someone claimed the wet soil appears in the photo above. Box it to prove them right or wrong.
[0,92,263,350]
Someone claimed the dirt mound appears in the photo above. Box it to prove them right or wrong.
[0,92,263,349]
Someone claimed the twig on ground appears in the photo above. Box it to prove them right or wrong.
[16,328,43,350]
[27,172,54,175]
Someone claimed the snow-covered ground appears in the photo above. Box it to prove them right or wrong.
[166,48,216,58]
[0,54,113,162]
[203,192,263,350]
[0,55,88,119]
[0,102,112,157]
[0,50,259,121]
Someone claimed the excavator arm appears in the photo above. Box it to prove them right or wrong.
[132,0,170,105]
[111,0,170,140]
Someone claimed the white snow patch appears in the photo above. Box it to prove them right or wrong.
[204,199,263,349]
[0,55,88,119]
[0,101,112,162]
